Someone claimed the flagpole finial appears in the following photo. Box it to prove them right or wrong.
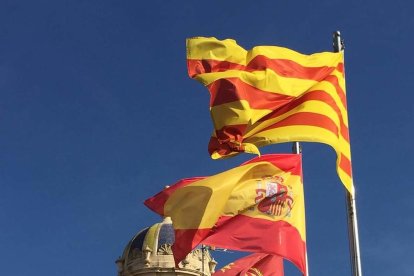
[333,30,344,52]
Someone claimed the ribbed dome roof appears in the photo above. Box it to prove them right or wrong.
[122,217,175,263]
[116,217,217,276]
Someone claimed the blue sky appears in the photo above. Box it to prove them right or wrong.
[1,1,413,275]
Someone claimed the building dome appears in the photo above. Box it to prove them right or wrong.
[116,217,217,275]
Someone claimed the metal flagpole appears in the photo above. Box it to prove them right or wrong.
[292,142,309,276]
[292,142,301,155]
[332,31,363,276]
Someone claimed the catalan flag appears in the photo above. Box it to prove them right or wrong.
[144,154,306,275]
[187,37,353,194]
[213,253,283,276]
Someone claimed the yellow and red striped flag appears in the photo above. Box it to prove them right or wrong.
[213,253,283,276]
[187,37,353,194]
[144,154,306,275]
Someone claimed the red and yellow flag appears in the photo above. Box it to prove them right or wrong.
[187,37,353,194]
[213,253,283,276]
[144,154,306,275]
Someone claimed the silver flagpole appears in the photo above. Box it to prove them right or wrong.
[292,141,301,155]
[332,31,363,276]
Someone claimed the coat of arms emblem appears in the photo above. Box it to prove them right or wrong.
[255,175,293,216]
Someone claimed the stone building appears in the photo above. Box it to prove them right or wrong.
[116,217,218,276]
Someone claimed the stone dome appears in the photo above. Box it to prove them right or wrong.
[116,217,217,276]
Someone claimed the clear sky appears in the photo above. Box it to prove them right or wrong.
[1,1,413,275]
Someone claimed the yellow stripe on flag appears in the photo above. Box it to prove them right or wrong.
[196,70,319,96]
[187,37,342,68]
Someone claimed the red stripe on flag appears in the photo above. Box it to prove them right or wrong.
[341,123,350,142]
[188,57,336,81]
[339,153,352,178]
[325,74,347,109]
[208,78,294,108]
[336,62,344,74]
[251,55,335,81]
[258,90,336,121]
[203,214,306,275]
[260,112,339,136]
[187,59,245,78]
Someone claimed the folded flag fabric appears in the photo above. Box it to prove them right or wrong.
[213,253,283,276]
[144,154,306,274]
[187,37,353,194]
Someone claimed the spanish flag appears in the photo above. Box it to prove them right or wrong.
[187,37,353,194]
[144,154,306,274]
[213,253,283,276]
